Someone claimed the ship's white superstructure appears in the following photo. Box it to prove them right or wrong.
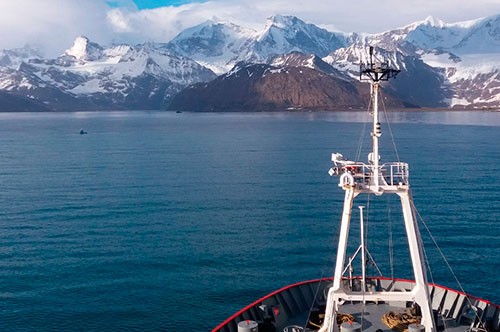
[211,48,500,332]
[321,48,434,332]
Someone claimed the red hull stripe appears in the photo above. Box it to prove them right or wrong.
[211,277,500,332]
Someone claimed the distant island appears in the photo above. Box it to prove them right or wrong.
[0,14,498,112]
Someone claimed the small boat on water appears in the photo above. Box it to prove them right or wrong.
[79,129,88,135]
[212,48,500,332]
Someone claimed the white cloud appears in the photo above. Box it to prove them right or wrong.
[107,9,134,33]
[0,0,124,57]
[0,0,499,56]
[106,0,500,42]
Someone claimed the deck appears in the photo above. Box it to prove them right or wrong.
[212,277,500,332]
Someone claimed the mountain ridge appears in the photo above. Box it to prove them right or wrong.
[167,59,417,112]
[0,14,498,111]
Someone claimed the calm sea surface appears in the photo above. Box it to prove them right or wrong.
[0,111,499,331]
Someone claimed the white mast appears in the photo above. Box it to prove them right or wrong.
[371,83,380,191]
[323,47,436,332]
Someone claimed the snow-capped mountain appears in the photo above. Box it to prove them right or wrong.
[0,36,216,110]
[254,15,350,59]
[324,45,409,74]
[269,52,350,79]
[168,13,499,108]
[405,15,500,55]
[0,45,43,69]
[167,20,257,74]
[402,15,500,106]
[167,62,365,112]
[320,14,500,107]
[0,14,499,111]
[64,36,105,62]
[420,51,499,106]
[51,37,216,92]
[352,14,500,55]
[167,56,415,112]
[168,15,350,74]
[323,45,458,108]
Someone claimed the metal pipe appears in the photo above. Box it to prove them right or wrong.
[359,206,366,296]
[348,256,353,290]
[332,187,356,291]
[372,83,380,191]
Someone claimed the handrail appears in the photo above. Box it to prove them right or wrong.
[339,162,409,186]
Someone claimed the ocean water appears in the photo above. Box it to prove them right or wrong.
[0,111,498,331]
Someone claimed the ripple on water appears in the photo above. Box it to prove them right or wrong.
[0,111,498,331]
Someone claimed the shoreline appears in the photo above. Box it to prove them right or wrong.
[0,107,499,114]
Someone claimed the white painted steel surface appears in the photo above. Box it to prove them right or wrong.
[325,77,436,332]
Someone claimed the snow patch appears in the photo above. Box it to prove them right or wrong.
[422,52,500,82]
[70,79,105,94]
[269,68,285,74]
[64,36,104,61]
[450,97,469,106]
[305,55,315,69]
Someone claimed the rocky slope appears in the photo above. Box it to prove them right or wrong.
[167,58,412,112]
[0,90,50,112]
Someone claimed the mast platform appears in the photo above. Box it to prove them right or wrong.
[329,155,409,194]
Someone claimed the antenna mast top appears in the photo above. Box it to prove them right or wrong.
[360,46,400,82]
[329,47,403,194]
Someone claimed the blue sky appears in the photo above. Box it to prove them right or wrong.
[131,0,203,9]
[106,0,204,9]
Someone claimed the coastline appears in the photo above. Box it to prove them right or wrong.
[0,107,498,113]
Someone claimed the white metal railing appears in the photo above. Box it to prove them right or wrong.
[383,162,409,186]
[337,162,409,186]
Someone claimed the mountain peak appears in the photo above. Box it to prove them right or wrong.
[269,51,348,78]
[265,14,301,29]
[400,15,446,32]
[256,15,348,59]
[172,18,255,40]
[64,36,104,61]
[422,15,445,28]
[0,44,43,69]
